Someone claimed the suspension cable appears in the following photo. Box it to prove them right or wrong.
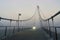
[0,10,36,22]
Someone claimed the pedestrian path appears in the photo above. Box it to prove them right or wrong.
[3,29,51,40]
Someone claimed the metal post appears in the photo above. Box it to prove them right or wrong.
[18,14,21,32]
[52,18,55,40]
[10,20,12,27]
[48,20,51,37]
[13,26,15,34]
[18,15,19,32]
[5,26,7,36]
[55,27,58,40]
[21,20,23,31]
[16,21,18,32]
[52,18,54,28]
[9,20,12,35]
[0,17,1,21]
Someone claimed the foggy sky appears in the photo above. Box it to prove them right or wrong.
[0,0,60,27]
[0,0,60,20]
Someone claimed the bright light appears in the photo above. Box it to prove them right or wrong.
[32,26,36,30]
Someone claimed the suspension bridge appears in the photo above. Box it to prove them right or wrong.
[0,6,60,40]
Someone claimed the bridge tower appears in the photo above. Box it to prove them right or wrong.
[37,5,43,27]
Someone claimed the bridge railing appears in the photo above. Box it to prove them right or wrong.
[0,26,19,40]
[42,11,60,40]
[0,26,31,40]
[0,17,32,40]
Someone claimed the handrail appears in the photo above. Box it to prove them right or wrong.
[42,11,60,40]
[44,11,60,21]
[0,11,36,21]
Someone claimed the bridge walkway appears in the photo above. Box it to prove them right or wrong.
[2,29,51,40]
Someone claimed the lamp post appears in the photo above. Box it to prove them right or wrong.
[0,17,1,21]
[18,13,21,32]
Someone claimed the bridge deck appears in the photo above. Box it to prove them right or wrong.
[3,29,51,40]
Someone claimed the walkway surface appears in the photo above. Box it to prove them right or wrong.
[3,29,50,40]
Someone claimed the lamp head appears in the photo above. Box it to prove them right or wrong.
[19,14,21,16]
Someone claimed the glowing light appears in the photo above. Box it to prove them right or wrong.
[32,26,36,30]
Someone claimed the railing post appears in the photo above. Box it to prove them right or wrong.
[10,20,12,27]
[52,18,56,40]
[18,20,19,32]
[16,21,18,32]
[52,18,54,28]
[21,20,23,31]
[48,20,52,37]
[5,26,7,36]
[9,20,12,35]
[13,26,15,34]
[55,27,58,40]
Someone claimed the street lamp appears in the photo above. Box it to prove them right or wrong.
[18,13,21,32]
[0,17,1,21]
